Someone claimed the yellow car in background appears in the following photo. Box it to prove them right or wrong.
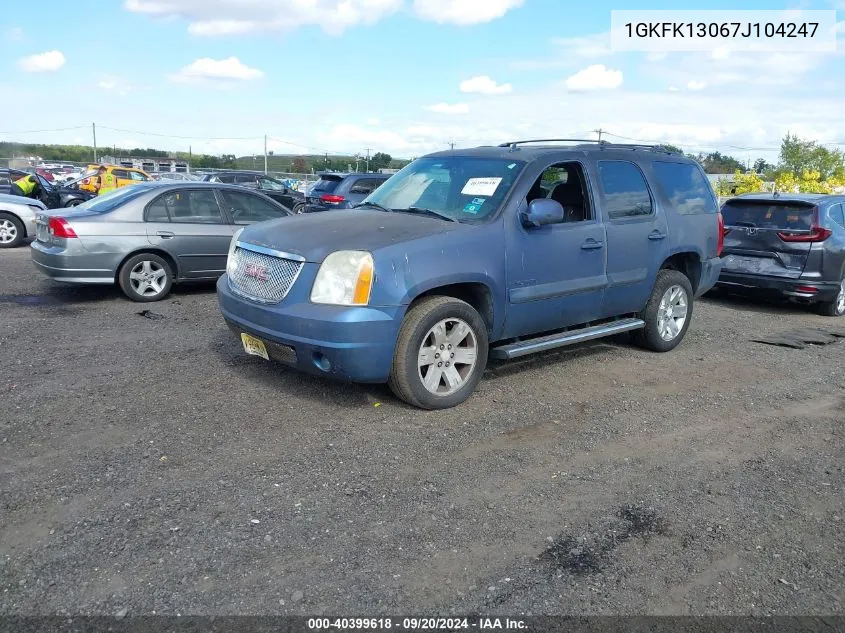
[79,166,152,193]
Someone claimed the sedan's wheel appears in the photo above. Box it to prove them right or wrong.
[632,269,694,352]
[293,203,305,214]
[389,296,488,409]
[118,253,173,302]
[818,279,845,317]
[66,199,82,207]
[0,214,25,248]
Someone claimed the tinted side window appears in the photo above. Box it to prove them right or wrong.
[830,203,845,228]
[597,161,653,219]
[349,178,385,195]
[146,197,170,222]
[219,190,287,224]
[112,169,131,180]
[149,190,224,224]
[651,161,717,215]
[128,171,147,182]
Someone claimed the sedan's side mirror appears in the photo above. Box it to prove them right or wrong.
[520,198,564,228]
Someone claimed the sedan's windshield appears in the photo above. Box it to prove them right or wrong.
[364,156,525,222]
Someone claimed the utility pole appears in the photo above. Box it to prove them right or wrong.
[264,135,268,174]
[92,122,98,162]
[364,148,372,172]
[593,128,604,142]
[449,141,455,150]
[325,152,329,169]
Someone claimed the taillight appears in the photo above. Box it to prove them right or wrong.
[777,208,831,242]
[48,217,77,238]
[716,211,726,256]
[82,178,90,185]
[320,194,345,204]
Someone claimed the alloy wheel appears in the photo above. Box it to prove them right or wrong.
[417,318,478,396]
[0,219,17,244]
[656,284,689,341]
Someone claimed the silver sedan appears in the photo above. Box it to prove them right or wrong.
[0,193,46,248]
[31,182,292,302]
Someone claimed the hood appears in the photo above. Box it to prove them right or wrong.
[238,208,466,263]
[0,193,45,209]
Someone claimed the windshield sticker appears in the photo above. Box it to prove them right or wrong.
[461,177,502,197]
[463,198,486,214]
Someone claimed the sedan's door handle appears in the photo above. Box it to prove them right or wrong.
[156,230,175,239]
[648,230,667,240]
[581,238,604,250]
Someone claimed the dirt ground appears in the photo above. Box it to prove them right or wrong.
[1,246,843,616]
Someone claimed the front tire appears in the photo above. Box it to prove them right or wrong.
[65,199,83,207]
[118,253,173,302]
[292,202,305,214]
[0,213,25,248]
[388,296,488,410]
[817,280,845,317]
[632,269,694,352]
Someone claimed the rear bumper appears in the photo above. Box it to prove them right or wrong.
[696,256,723,297]
[216,274,405,383]
[717,272,840,302]
[30,241,116,284]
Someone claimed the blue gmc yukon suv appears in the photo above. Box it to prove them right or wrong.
[217,140,724,409]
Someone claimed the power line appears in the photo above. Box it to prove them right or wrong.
[0,125,89,134]
[98,126,261,141]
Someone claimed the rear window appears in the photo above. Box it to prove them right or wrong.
[312,177,342,193]
[721,201,816,231]
[651,161,717,215]
[74,184,150,214]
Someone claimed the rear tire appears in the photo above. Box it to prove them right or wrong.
[388,296,488,410]
[65,199,82,207]
[632,269,694,352]
[118,253,174,302]
[0,213,25,249]
[817,280,845,317]
[292,202,305,215]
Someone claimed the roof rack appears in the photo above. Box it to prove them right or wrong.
[497,139,681,154]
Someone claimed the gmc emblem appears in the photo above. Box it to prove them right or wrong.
[244,263,269,281]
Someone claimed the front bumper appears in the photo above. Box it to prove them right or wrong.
[717,272,840,302]
[217,274,406,383]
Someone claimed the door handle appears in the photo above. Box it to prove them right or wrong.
[648,230,667,240]
[156,231,175,239]
[581,239,604,250]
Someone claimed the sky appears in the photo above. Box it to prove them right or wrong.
[1,0,844,163]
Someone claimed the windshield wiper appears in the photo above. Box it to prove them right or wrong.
[397,207,458,222]
[354,201,392,213]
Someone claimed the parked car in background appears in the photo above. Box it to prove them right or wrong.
[200,171,304,213]
[0,193,46,248]
[717,193,845,316]
[0,169,96,209]
[218,140,723,409]
[77,165,152,193]
[31,182,292,302]
[305,172,390,212]
[151,172,201,181]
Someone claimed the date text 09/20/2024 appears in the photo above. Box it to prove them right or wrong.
[307,618,527,630]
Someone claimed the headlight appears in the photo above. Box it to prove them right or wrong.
[226,228,244,276]
[310,251,374,306]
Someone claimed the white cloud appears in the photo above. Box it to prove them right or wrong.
[565,64,623,92]
[18,50,65,73]
[97,77,134,97]
[412,0,524,25]
[668,86,679,92]
[552,32,613,58]
[647,51,668,62]
[367,117,381,125]
[426,102,470,114]
[687,80,707,91]
[170,57,263,83]
[125,0,403,36]
[712,47,730,60]
[459,75,512,95]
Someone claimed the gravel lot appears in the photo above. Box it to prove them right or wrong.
[1,246,843,616]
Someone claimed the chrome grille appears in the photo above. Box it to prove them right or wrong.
[228,246,303,303]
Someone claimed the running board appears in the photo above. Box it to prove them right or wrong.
[490,318,645,360]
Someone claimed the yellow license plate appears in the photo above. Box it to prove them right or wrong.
[241,333,269,360]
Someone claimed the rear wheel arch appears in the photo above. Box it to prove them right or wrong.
[660,251,702,293]
[0,211,26,237]
[114,248,180,283]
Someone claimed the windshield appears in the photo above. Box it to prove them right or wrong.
[312,177,342,193]
[72,184,150,213]
[364,156,525,222]
[259,177,285,191]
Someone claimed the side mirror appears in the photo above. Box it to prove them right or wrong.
[520,198,564,228]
